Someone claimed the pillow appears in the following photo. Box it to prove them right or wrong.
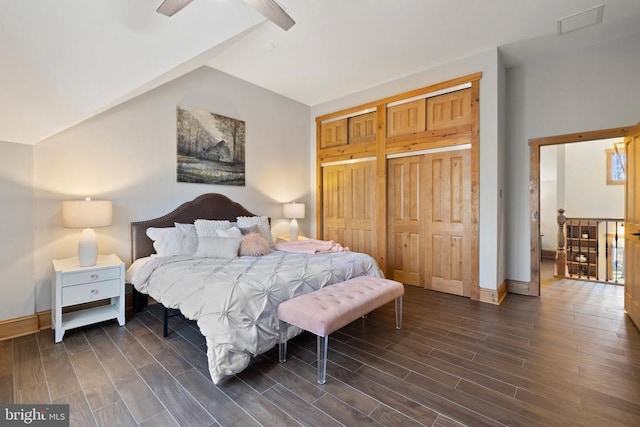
[216,227,242,239]
[146,227,182,256]
[195,236,241,259]
[238,224,260,235]
[194,219,231,237]
[237,216,274,248]
[239,233,271,257]
[174,222,198,255]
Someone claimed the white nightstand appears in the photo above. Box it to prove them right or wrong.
[52,254,125,343]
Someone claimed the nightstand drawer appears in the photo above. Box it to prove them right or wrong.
[62,279,121,306]
[61,267,121,287]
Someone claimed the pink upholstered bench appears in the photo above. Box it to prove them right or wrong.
[277,276,404,384]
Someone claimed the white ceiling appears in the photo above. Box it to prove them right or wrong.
[3,0,640,145]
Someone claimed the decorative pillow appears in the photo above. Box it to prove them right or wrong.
[216,227,242,239]
[174,222,198,255]
[237,216,274,248]
[146,227,182,256]
[239,233,271,257]
[194,219,231,237]
[238,224,260,235]
[195,236,241,259]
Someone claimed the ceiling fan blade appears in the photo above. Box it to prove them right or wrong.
[243,0,295,30]
[157,0,194,17]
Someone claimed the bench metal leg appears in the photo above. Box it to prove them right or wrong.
[279,321,288,363]
[395,295,403,329]
[317,335,328,385]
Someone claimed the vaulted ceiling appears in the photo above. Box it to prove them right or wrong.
[3,0,640,145]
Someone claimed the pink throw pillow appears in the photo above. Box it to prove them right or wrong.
[239,233,271,256]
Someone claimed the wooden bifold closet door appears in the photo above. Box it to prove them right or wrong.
[322,160,376,256]
[317,75,481,300]
[387,148,472,296]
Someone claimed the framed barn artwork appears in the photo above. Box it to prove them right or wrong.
[176,106,246,185]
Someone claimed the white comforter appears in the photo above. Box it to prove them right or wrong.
[129,250,382,383]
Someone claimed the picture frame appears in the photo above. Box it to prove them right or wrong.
[176,106,246,186]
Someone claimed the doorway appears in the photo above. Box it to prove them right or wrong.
[529,126,631,295]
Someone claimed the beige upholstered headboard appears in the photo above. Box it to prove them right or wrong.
[130,193,257,262]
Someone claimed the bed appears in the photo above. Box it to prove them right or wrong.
[127,193,383,384]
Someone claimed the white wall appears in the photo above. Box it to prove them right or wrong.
[310,48,503,291]
[32,67,310,313]
[506,31,640,282]
[540,145,560,251]
[0,141,34,320]
[564,139,624,218]
[496,53,507,285]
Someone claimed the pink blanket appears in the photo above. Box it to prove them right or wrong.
[275,239,349,254]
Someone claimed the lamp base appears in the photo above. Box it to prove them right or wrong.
[289,219,299,241]
[78,228,98,267]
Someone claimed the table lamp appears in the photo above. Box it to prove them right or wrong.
[283,202,305,241]
[63,198,113,266]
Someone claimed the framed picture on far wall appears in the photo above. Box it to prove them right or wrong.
[606,146,625,186]
[176,106,246,186]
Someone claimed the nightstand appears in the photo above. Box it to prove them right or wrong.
[52,254,125,343]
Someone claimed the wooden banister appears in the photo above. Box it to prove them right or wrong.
[554,214,624,282]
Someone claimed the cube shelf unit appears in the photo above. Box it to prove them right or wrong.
[565,219,599,280]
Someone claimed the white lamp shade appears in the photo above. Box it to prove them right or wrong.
[63,199,112,228]
[283,202,305,219]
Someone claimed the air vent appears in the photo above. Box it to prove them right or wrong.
[557,4,604,35]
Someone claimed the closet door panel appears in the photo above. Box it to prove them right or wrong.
[390,232,421,285]
[387,157,425,286]
[347,162,375,254]
[387,99,426,138]
[349,112,377,144]
[322,161,376,257]
[322,165,347,243]
[320,119,348,148]
[348,229,374,255]
[450,156,465,222]
[426,89,471,131]
[424,149,471,296]
[350,164,374,223]
[430,158,444,222]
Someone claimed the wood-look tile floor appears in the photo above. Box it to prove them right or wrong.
[2,261,639,426]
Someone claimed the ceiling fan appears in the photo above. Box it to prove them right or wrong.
[156,0,295,31]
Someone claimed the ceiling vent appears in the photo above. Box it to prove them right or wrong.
[557,4,604,35]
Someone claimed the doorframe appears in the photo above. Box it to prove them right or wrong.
[529,126,631,295]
